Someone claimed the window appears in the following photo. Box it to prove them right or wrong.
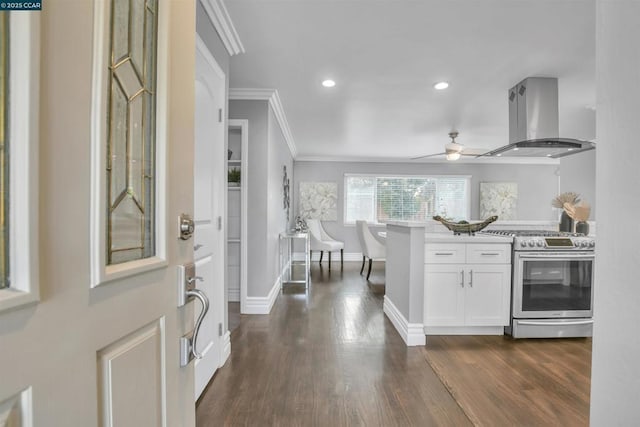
[0,12,40,311]
[91,0,167,286]
[106,0,158,265]
[0,13,8,289]
[344,174,470,224]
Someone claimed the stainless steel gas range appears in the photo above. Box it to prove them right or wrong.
[481,230,595,338]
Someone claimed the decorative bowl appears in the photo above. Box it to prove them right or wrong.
[432,215,498,236]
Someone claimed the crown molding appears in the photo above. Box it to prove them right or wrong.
[200,0,245,56]
[229,88,297,158]
[295,155,560,165]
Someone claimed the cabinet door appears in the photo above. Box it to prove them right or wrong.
[464,264,511,326]
[424,264,466,326]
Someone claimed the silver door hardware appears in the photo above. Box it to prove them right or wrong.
[178,263,210,367]
[217,216,222,230]
[460,270,464,287]
[469,269,473,287]
[218,323,223,337]
[179,287,209,367]
[194,244,203,251]
[178,214,194,240]
[218,108,223,123]
[180,331,195,367]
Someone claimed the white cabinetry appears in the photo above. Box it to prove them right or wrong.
[424,242,511,335]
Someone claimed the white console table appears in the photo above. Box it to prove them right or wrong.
[279,231,310,289]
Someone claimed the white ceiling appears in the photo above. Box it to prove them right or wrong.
[225,0,596,162]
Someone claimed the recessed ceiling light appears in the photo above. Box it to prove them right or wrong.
[434,81,449,90]
[568,148,574,151]
[513,147,519,151]
[546,154,552,157]
[322,79,336,88]
[496,154,502,157]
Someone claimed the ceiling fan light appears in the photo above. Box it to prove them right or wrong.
[445,142,463,153]
[446,152,461,161]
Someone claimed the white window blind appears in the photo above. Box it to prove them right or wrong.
[344,175,469,224]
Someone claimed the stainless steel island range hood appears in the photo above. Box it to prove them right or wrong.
[482,77,595,158]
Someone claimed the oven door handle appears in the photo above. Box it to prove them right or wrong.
[518,252,594,259]
[517,319,594,327]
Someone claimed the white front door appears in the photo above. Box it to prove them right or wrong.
[193,36,228,399]
[0,1,197,425]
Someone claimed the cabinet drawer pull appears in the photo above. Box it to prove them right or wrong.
[480,252,500,256]
[435,252,455,256]
[460,270,464,287]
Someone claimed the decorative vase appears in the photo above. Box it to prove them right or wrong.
[576,221,589,236]
[559,211,574,233]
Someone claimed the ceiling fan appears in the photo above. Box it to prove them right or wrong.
[412,131,488,161]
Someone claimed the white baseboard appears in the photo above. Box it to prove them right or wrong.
[242,275,280,314]
[227,288,240,302]
[292,252,364,262]
[383,296,426,346]
[424,326,504,335]
[221,330,231,366]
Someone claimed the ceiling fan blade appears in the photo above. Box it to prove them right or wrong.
[460,147,491,156]
[411,152,446,160]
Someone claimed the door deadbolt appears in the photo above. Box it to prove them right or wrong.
[179,214,194,240]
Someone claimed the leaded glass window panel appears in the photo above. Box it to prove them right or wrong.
[107,0,158,265]
[0,14,9,289]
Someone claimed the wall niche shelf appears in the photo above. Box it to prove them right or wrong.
[227,120,248,309]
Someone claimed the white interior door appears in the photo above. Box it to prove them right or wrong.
[0,2,197,425]
[193,35,228,399]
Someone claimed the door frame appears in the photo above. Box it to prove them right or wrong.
[227,119,248,314]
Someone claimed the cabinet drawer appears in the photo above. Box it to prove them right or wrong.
[425,244,466,264]
[466,244,510,264]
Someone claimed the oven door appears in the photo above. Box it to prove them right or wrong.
[513,251,594,319]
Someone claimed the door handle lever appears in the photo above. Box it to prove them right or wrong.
[185,288,209,360]
[178,263,210,367]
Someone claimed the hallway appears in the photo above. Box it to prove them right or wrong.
[197,263,469,425]
[197,263,591,426]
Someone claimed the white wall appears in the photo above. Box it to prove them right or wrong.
[293,161,561,253]
[267,107,294,288]
[229,100,270,297]
[590,1,640,423]
[229,100,293,299]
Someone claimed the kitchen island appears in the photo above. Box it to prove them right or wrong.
[383,221,513,346]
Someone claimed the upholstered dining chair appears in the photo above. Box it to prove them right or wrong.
[306,219,344,268]
[355,220,386,280]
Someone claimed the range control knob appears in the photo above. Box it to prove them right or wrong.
[589,241,595,248]
[536,240,544,247]
[528,240,535,247]
[520,241,528,248]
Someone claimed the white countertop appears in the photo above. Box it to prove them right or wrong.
[384,220,428,228]
[424,232,513,244]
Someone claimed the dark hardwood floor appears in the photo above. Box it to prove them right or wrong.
[422,336,591,426]
[198,262,591,426]
[228,302,240,332]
